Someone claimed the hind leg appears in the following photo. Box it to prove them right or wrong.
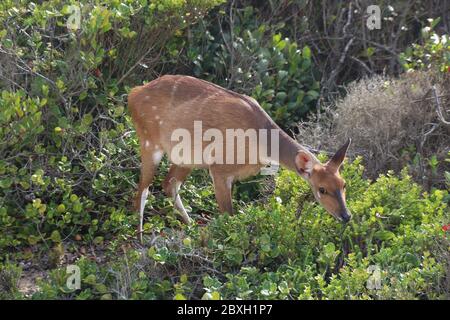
[209,169,234,215]
[162,164,192,224]
[134,141,163,242]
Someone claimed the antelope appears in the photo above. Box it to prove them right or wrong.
[129,75,351,241]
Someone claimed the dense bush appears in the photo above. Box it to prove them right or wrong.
[0,0,448,300]
[189,0,449,101]
[297,20,450,189]
[400,20,450,73]
[0,0,223,252]
[19,158,449,300]
[298,69,450,189]
[183,8,320,128]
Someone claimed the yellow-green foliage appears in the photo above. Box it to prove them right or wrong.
[27,158,449,300]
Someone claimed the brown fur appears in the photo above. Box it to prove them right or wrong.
[129,75,351,241]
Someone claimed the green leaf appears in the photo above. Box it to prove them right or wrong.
[174,293,187,300]
[95,283,108,293]
[276,39,287,50]
[57,204,66,213]
[211,291,221,300]
[430,17,441,30]
[306,90,319,99]
[404,252,420,267]
[28,235,40,245]
[93,236,104,245]
[366,46,375,57]
[183,237,192,246]
[0,178,13,189]
[374,230,395,241]
[302,46,311,59]
[272,33,281,44]
[84,274,97,285]
[73,202,82,213]
[79,91,88,101]
[50,230,61,243]
[82,114,93,127]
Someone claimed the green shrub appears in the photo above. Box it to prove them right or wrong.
[31,158,448,300]
[200,158,448,299]
[184,6,320,129]
[0,261,22,300]
[400,18,450,73]
[0,0,223,255]
[1,0,448,301]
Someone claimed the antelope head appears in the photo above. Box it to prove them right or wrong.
[295,139,352,223]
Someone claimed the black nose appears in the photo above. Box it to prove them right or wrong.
[341,211,352,223]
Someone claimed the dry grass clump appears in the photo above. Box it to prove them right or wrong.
[298,70,450,188]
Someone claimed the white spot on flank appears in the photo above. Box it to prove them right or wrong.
[144,140,150,148]
[152,105,157,110]
[169,79,180,108]
[159,120,163,125]
[144,96,150,100]
[155,115,160,120]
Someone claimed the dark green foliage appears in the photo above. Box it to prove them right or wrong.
[183,8,320,129]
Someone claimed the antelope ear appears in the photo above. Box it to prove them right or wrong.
[295,151,313,178]
[327,138,351,172]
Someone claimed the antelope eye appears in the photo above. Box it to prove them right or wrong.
[319,187,326,194]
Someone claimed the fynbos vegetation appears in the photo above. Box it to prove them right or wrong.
[0,0,448,300]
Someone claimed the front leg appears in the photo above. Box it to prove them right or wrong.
[210,170,234,214]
